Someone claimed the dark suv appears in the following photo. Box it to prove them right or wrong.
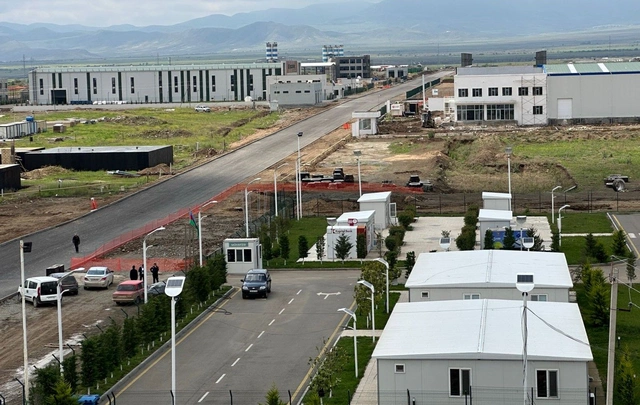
[241,269,271,299]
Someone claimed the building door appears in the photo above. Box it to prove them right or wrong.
[557,98,573,119]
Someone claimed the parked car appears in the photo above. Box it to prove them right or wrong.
[18,276,59,307]
[195,104,211,112]
[112,280,144,305]
[83,266,114,290]
[148,281,166,296]
[241,269,271,299]
[49,272,79,296]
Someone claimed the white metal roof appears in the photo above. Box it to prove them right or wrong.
[336,210,375,223]
[482,192,512,200]
[479,208,512,221]
[373,300,592,361]
[357,191,391,203]
[405,250,572,289]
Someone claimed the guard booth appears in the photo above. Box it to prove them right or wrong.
[223,238,262,274]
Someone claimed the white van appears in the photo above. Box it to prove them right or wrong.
[19,276,59,307]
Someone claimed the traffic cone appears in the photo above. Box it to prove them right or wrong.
[91,197,98,211]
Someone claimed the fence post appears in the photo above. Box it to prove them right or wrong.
[406,389,411,405]
[229,389,233,405]
[288,389,292,405]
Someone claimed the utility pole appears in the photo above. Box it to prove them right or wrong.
[605,266,618,405]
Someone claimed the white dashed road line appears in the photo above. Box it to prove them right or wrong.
[279,308,285,315]
[245,343,253,352]
[231,358,240,367]
[269,319,275,326]
[288,298,295,305]
[297,289,302,295]
[215,374,226,384]
[198,392,209,403]
[258,331,265,339]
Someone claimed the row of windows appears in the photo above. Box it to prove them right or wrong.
[273,90,312,94]
[226,248,253,263]
[392,366,558,398]
[458,86,543,98]
[456,104,543,121]
[420,291,548,301]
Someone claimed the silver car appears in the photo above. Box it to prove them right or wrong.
[83,266,114,290]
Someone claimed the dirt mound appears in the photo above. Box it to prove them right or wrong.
[138,164,172,175]
[139,128,193,139]
[21,166,71,180]
[104,115,167,126]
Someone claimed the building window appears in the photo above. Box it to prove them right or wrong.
[472,88,482,97]
[531,294,548,301]
[518,87,529,96]
[39,79,44,95]
[450,368,471,396]
[458,88,468,97]
[230,75,236,91]
[112,77,116,94]
[457,105,484,121]
[395,364,405,373]
[130,77,135,94]
[211,75,216,92]
[92,78,97,95]
[174,77,178,93]
[73,78,78,95]
[226,248,253,263]
[295,90,302,93]
[421,291,430,299]
[533,86,543,96]
[488,87,498,96]
[502,87,512,96]
[486,104,515,121]
[193,75,197,92]
[463,293,480,300]
[533,106,544,115]
[283,91,289,94]
[304,90,310,93]
[536,370,559,398]
[249,74,254,91]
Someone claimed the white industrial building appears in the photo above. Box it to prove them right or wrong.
[373,300,592,405]
[267,74,325,105]
[405,250,573,302]
[482,191,511,210]
[326,210,375,260]
[357,192,393,229]
[28,62,288,105]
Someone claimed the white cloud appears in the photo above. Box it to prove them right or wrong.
[0,0,368,27]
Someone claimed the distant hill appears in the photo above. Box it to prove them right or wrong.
[1,0,640,62]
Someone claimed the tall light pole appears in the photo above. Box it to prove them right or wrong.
[19,240,29,393]
[165,276,186,405]
[516,274,535,405]
[338,308,358,378]
[551,185,561,224]
[245,178,261,237]
[558,205,570,247]
[274,163,288,217]
[375,257,390,314]
[199,200,218,267]
[357,280,375,342]
[143,226,165,304]
[354,150,362,197]
[57,268,84,373]
[505,146,513,211]
[296,131,303,220]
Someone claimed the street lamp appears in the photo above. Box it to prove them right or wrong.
[516,215,526,251]
[516,273,535,405]
[273,163,288,217]
[57,268,84,373]
[505,146,513,211]
[558,205,570,247]
[551,185,561,224]
[199,200,218,267]
[357,280,375,342]
[375,257,390,314]
[165,276,186,405]
[143,226,165,304]
[19,240,31,393]
[337,308,358,378]
[296,131,303,220]
[245,178,261,237]
[354,150,362,197]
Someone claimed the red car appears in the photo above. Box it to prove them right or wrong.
[112,280,144,305]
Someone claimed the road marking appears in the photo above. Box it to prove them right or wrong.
[198,392,209,402]
[317,292,341,300]
[231,358,240,367]
[297,289,302,295]
[630,233,636,239]
[269,319,275,326]
[215,374,225,384]
[288,298,295,305]
[258,331,265,339]
[279,308,285,315]
[245,343,253,352]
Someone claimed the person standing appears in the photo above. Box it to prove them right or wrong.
[129,265,138,280]
[72,234,80,253]
[150,263,159,283]
[139,265,144,281]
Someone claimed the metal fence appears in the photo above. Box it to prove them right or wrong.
[110,389,297,405]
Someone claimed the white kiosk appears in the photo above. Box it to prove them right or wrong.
[223,238,262,274]
[357,192,393,230]
[326,210,376,260]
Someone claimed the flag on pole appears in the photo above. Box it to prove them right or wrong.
[189,211,199,234]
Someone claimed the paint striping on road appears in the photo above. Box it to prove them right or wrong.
[216,374,226,384]
[630,233,637,239]
[279,308,285,315]
[288,298,294,305]
[297,289,302,295]
[231,358,240,367]
[269,319,275,326]
[198,392,209,402]
[245,343,253,352]
[258,331,265,339]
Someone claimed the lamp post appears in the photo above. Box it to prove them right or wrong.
[19,240,29,394]
[505,146,513,211]
[516,274,535,405]
[165,276,186,405]
[357,280,375,342]
[296,131,303,220]
[551,186,561,224]
[199,200,218,267]
[274,163,288,218]
[338,308,358,378]
[558,205,570,247]
[143,226,165,304]
[516,215,526,251]
[245,178,261,237]
[354,150,362,197]
[57,268,84,373]
[375,257,390,314]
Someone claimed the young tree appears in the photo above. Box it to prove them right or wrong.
[550,229,560,252]
[46,380,77,405]
[615,348,638,405]
[584,233,598,259]
[260,383,287,405]
[315,236,325,264]
[483,229,495,250]
[81,337,99,388]
[589,282,610,328]
[308,340,346,400]
[356,234,367,260]
[405,251,416,279]
[262,235,273,261]
[278,233,290,265]
[334,234,354,263]
[526,227,544,251]
[32,364,61,405]
[502,227,516,250]
[298,235,309,263]
[62,354,78,392]
[627,255,637,283]
[612,230,628,257]
[455,227,476,251]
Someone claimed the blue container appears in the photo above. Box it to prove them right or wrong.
[78,394,100,405]
[25,116,34,122]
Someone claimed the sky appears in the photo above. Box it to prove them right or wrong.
[1,0,371,27]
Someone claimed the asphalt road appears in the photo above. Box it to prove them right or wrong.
[113,270,360,405]
[0,71,451,298]
[610,214,640,256]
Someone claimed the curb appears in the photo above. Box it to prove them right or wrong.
[99,286,236,403]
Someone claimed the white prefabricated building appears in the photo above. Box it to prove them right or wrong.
[326,210,375,260]
[357,192,392,230]
[223,238,262,274]
[478,208,512,240]
[482,191,511,211]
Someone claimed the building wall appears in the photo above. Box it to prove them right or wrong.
[267,77,323,105]
[224,238,262,274]
[377,358,589,405]
[454,73,547,125]
[360,200,390,230]
[0,79,8,103]
[335,55,371,79]
[483,198,510,210]
[478,219,511,240]
[408,286,569,302]
[547,74,640,123]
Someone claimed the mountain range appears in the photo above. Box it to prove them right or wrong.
[1,0,640,63]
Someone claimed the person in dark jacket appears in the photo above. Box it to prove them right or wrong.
[72,234,80,253]
[129,265,138,280]
[150,263,160,283]
[139,265,144,281]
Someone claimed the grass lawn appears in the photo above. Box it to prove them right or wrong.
[560,236,614,265]
[556,213,613,234]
